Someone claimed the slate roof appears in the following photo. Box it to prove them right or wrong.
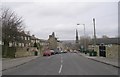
[89,38,119,45]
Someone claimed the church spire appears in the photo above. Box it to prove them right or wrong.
[52,32,55,37]
[76,29,79,43]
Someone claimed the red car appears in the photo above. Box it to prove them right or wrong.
[43,50,51,56]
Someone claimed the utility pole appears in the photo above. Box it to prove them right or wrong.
[93,18,96,50]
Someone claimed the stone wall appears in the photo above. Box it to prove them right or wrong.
[88,45,99,56]
[106,44,119,58]
[94,46,99,56]
[15,47,38,58]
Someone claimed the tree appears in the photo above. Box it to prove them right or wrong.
[80,36,91,50]
[1,8,25,46]
[1,8,25,58]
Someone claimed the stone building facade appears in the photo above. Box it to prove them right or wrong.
[15,34,41,57]
[48,32,57,50]
[88,38,119,59]
[2,31,48,58]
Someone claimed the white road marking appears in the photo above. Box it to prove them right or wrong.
[59,54,63,74]
[59,64,63,74]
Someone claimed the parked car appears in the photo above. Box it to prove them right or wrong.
[61,50,63,53]
[63,51,67,53]
[55,51,61,54]
[50,50,55,55]
[43,50,51,56]
[73,50,78,53]
[54,49,61,54]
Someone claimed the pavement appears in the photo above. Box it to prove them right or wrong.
[78,52,119,68]
[2,56,39,71]
[2,52,118,75]
[0,60,2,77]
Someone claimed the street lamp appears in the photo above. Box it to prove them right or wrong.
[77,24,86,51]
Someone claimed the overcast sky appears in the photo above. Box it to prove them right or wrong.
[1,0,118,40]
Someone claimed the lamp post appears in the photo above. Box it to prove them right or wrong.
[77,24,86,51]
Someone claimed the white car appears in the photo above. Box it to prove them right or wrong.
[50,50,55,55]
[61,51,63,53]
[74,50,78,53]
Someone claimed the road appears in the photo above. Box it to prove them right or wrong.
[2,52,118,75]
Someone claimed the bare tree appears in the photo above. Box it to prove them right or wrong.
[80,36,91,50]
[1,8,25,46]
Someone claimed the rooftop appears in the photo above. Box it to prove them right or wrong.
[89,38,119,45]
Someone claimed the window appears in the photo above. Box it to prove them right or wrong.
[22,43,24,47]
[0,41,2,45]
[28,37,30,40]
[21,36,23,40]
[25,37,27,40]
[31,40,34,43]
[18,43,22,47]
[9,42,12,47]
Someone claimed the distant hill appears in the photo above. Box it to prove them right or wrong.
[60,40,75,44]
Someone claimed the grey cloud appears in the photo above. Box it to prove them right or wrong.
[2,2,118,40]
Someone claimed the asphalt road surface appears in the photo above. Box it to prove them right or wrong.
[2,53,118,75]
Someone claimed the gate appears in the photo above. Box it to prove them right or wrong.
[99,44,106,57]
